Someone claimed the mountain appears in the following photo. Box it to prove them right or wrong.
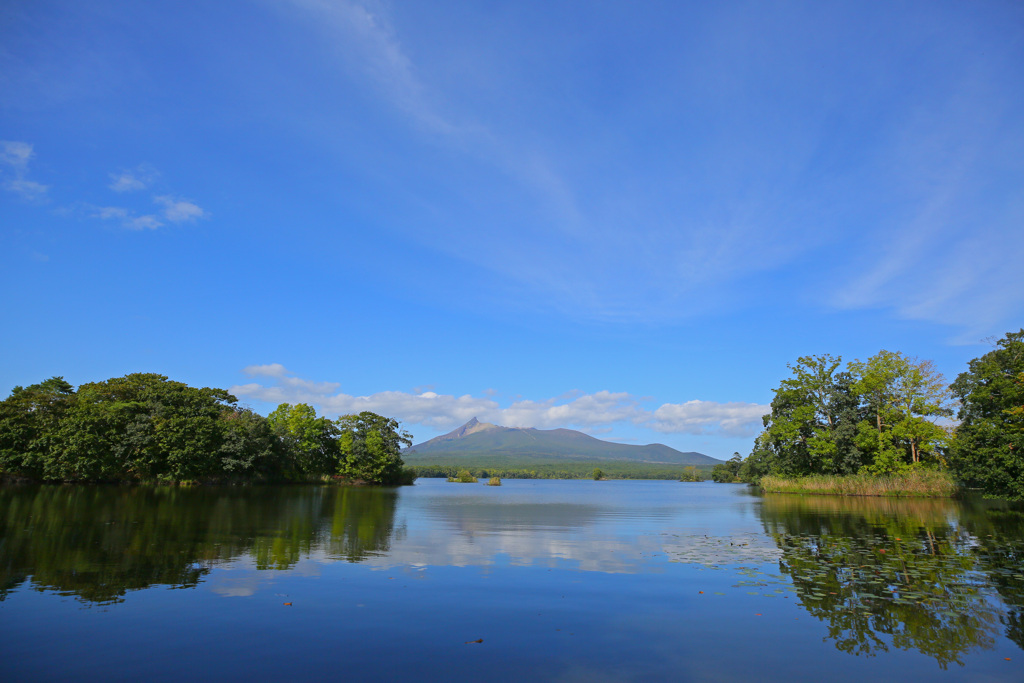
[404,418,721,465]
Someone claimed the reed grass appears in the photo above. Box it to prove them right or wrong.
[759,470,956,498]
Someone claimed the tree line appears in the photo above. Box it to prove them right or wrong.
[409,461,714,480]
[0,373,415,485]
[714,329,1023,499]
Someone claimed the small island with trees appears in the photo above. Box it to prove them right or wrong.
[711,329,1023,500]
[0,373,416,486]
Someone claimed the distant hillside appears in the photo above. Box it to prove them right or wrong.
[404,418,721,465]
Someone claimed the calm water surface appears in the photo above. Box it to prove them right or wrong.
[1,480,1022,681]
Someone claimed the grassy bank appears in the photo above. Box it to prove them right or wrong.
[759,470,957,497]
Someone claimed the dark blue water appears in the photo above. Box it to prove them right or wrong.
[1,480,1021,681]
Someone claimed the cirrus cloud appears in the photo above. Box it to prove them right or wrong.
[155,195,207,222]
[1,140,49,200]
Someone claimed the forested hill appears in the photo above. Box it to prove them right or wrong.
[404,418,720,465]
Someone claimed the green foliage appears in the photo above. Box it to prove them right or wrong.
[756,355,867,477]
[751,351,954,481]
[335,411,413,485]
[0,374,414,486]
[15,373,237,482]
[267,403,339,477]
[592,468,604,480]
[848,351,953,472]
[0,376,74,479]
[949,329,1024,499]
[447,469,478,483]
[219,407,286,477]
[711,452,744,482]
[678,465,705,482]
[486,476,501,486]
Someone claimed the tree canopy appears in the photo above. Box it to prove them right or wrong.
[948,330,1024,499]
[0,373,415,486]
[744,351,954,482]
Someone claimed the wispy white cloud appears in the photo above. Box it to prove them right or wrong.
[4,178,49,200]
[829,65,1024,340]
[241,363,341,395]
[0,141,34,169]
[0,140,49,200]
[230,364,767,439]
[283,0,454,135]
[109,164,158,192]
[90,205,163,230]
[89,192,206,231]
[128,214,164,230]
[109,174,145,192]
[1,148,208,231]
[274,1,822,325]
[155,195,208,222]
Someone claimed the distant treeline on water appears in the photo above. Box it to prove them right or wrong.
[410,461,715,480]
[0,373,415,485]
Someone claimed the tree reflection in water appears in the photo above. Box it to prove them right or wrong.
[0,485,399,605]
[759,494,1024,668]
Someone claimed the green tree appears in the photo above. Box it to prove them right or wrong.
[219,407,284,478]
[849,351,954,474]
[447,469,478,483]
[0,377,75,479]
[711,452,744,482]
[49,373,236,481]
[592,468,605,480]
[949,330,1024,499]
[267,403,340,478]
[335,411,412,485]
[755,355,866,477]
[679,465,704,482]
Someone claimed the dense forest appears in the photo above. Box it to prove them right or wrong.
[0,373,415,486]
[714,329,1024,499]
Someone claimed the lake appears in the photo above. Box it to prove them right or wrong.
[1,479,1022,681]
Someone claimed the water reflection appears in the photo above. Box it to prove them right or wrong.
[0,485,399,604]
[2,481,1023,670]
[759,494,1024,668]
[382,484,779,572]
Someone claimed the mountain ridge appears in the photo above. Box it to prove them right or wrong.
[404,418,721,465]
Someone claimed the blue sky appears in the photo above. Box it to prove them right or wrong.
[2,0,1022,459]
